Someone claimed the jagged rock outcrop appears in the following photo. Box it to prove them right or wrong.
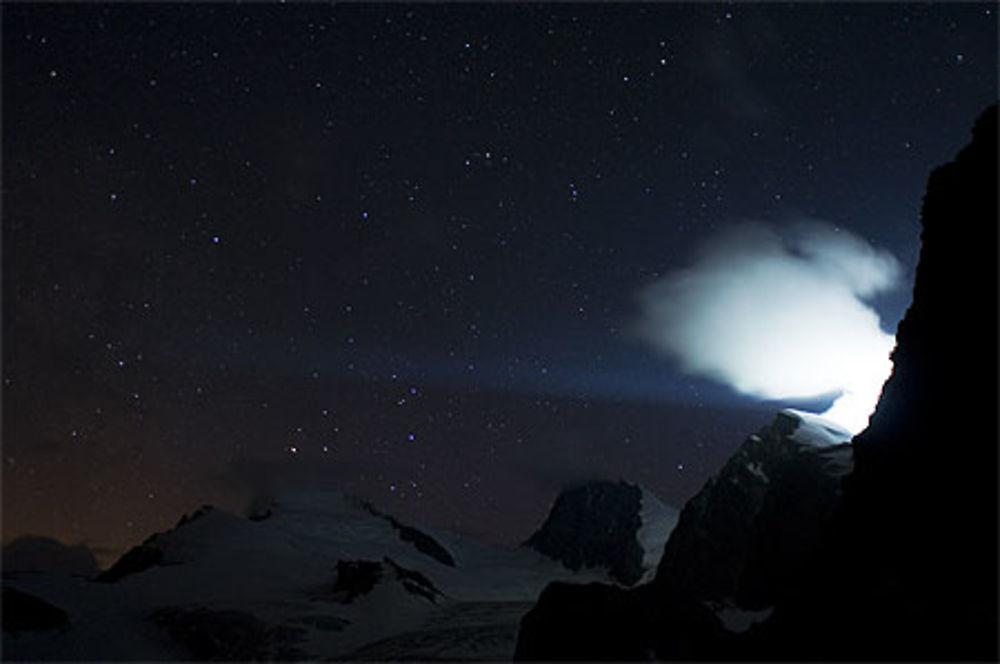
[330,557,446,605]
[331,560,384,603]
[754,104,998,661]
[524,480,677,586]
[359,502,457,568]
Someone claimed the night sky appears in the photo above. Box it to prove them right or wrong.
[4,3,996,569]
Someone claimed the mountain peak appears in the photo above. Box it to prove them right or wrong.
[652,409,853,609]
[779,409,853,446]
[524,480,678,586]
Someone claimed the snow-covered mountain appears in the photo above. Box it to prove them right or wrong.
[1,413,847,661]
[524,480,678,585]
[2,487,659,661]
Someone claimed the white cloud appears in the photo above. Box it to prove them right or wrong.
[634,221,899,434]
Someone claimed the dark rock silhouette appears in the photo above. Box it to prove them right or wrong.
[524,481,646,585]
[331,560,384,603]
[330,557,446,605]
[383,556,447,603]
[360,502,457,568]
[174,504,215,529]
[96,541,166,583]
[2,536,99,577]
[97,505,216,582]
[2,587,71,634]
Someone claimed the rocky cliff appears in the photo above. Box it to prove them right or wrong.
[654,410,851,610]
[525,480,677,586]
[755,104,998,661]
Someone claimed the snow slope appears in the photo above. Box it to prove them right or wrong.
[636,490,680,583]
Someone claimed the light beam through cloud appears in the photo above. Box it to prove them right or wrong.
[634,220,900,435]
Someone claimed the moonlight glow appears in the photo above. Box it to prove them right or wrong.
[636,221,900,435]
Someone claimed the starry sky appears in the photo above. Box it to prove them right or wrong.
[3,2,997,569]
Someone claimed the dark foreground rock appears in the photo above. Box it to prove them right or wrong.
[2,587,71,634]
[754,104,999,661]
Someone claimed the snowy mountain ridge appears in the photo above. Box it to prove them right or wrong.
[5,413,843,661]
[3,485,649,661]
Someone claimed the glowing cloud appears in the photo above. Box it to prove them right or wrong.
[634,221,900,435]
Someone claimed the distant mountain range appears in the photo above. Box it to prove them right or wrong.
[1,407,853,661]
[3,479,674,660]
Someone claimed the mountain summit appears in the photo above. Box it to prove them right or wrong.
[524,480,678,586]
